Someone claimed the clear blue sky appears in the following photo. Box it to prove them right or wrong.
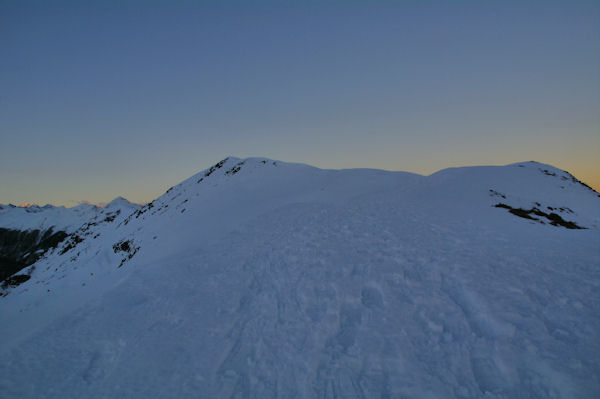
[1,0,599,206]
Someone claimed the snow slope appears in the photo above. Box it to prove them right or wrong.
[0,158,598,398]
[0,197,141,284]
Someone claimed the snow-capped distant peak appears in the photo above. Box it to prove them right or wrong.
[104,196,139,210]
[72,203,99,211]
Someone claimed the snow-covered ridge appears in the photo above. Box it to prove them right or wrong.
[0,197,142,291]
[1,157,598,292]
[0,157,599,398]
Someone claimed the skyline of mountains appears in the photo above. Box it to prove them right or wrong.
[0,157,598,398]
[3,158,599,210]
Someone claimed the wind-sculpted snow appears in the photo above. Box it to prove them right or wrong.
[0,158,598,398]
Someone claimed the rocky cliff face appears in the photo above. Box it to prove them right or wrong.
[0,227,68,284]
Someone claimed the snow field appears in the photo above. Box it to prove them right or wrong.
[0,158,598,398]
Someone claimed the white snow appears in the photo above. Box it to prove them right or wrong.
[0,158,598,398]
[0,197,141,233]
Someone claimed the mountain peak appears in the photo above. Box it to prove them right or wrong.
[105,196,138,209]
[0,158,599,398]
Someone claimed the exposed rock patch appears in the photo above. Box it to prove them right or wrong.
[113,239,140,267]
[494,203,584,229]
[0,227,68,282]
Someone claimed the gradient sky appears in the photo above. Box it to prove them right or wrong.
[1,0,599,206]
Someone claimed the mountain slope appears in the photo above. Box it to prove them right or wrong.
[0,158,598,398]
[0,198,140,286]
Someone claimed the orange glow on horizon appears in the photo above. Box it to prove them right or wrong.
[17,203,39,208]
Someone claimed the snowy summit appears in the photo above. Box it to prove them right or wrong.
[0,157,598,398]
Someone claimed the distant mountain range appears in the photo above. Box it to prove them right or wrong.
[0,158,598,398]
[0,197,140,283]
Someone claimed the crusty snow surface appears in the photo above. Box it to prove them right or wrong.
[0,158,599,399]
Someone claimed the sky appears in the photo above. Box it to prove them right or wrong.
[1,0,599,206]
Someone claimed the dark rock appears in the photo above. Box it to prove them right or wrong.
[1,274,30,288]
[494,203,584,229]
[0,228,68,282]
